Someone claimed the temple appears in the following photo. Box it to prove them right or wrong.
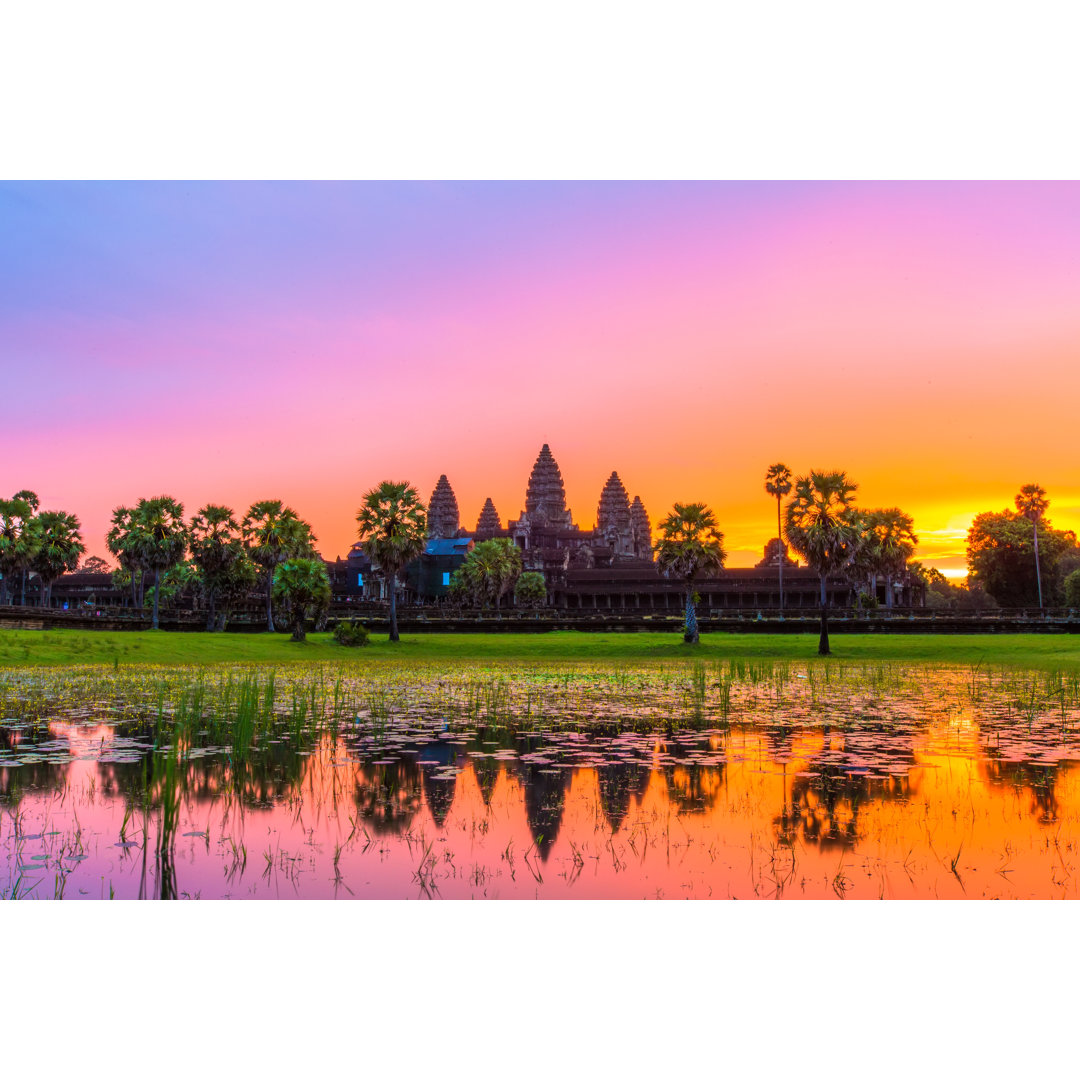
[329,443,924,610]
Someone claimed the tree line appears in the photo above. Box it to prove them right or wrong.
[4,473,1077,648]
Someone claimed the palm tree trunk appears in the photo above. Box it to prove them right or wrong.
[684,586,699,645]
[152,569,161,630]
[1033,522,1044,610]
[266,569,275,632]
[20,570,27,606]
[206,589,216,632]
[777,496,784,612]
[885,575,894,609]
[389,571,399,642]
[819,573,830,656]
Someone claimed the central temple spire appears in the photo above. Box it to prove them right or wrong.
[521,443,573,527]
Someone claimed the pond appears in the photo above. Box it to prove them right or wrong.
[2,661,1079,898]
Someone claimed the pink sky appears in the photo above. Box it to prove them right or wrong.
[3,181,1079,574]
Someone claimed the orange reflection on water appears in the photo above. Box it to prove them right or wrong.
[4,706,1080,899]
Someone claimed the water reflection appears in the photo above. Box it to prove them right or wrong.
[3,683,1080,899]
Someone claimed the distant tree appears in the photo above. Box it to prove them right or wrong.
[653,503,726,645]
[190,504,245,631]
[514,570,547,608]
[242,500,317,633]
[764,463,793,610]
[80,555,112,575]
[456,538,523,609]
[31,511,86,607]
[272,558,331,642]
[215,551,259,630]
[356,481,427,643]
[131,497,189,629]
[967,508,1078,608]
[1015,484,1050,610]
[0,496,40,606]
[784,471,861,655]
[1065,569,1080,608]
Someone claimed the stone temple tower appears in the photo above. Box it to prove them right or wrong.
[426,475,460,539]
[519,444,574,528]
[474,498,503,539]
[630,496,653,560]
[596,471,633,555]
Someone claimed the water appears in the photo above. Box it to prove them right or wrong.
[2,663,1079,898]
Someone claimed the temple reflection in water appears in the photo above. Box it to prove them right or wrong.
[4,701,1079,899]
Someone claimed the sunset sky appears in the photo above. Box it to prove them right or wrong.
[3,181,1079,576]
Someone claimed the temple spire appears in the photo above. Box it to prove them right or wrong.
[521,443,572,527]
[427,475,460,539]
[630,495,653,560]
[596,471,632,554]
[475,497,502,538]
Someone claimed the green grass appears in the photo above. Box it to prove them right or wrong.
[0,627,1077,670]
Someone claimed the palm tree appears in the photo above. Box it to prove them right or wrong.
[12,490,40,604]
[863,508,917,608]
[653,503,726,644]
[190,505,245,631]
[131,497,189,630]
[1015,484,1049,610]
[356,482,427,643]
[107,505,145,608]
[784,471,861,655]
[31,511,86,607]
[272,558,331,642]
[457,538,523,609]
[764,463,793,611]
[0,496,40,606]
[242,500,317,632]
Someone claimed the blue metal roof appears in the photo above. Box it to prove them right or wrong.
[425,538,473,557]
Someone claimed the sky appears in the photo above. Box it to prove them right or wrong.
[3,180,1079,576]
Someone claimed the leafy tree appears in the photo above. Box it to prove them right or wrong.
[80,555,112,575]
[0,496,40,606]
[142,560,200,612]
[190,504,246,631]
[967,509,1078,608]
[784,471,861,655]
[1065,569,1080,608]
[242,500,317,633]
[131,497,189,630]
[455,538,523,609]
[31,511,86,607]
[653,503,726,645]
[1015,484,1050,609]
[356,481,427,643]
[514,570,547,608]
[764,463,793,610]
[216,551,259,630]
[272,558,331,642]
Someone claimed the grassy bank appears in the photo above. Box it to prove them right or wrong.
[0,627,1077,670]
